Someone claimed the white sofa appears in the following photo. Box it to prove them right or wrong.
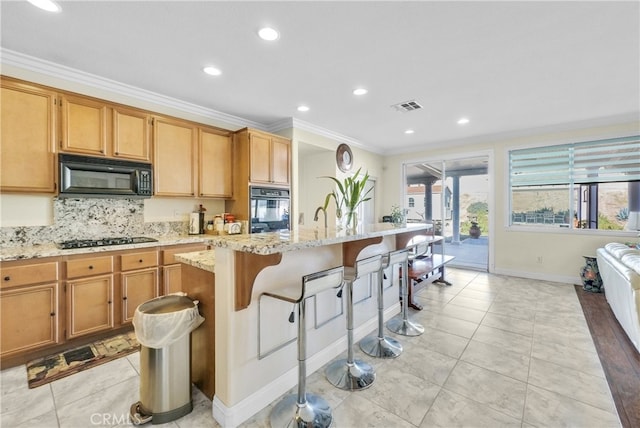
[596,243,640,353]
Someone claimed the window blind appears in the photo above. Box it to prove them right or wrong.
[510,136,640,187]
[572,136,640,183]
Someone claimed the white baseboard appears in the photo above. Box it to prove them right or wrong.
[492,267,580,285]
[211,303,401,427]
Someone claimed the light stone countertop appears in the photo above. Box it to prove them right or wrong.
[207,222,429,255]
[0,235,210,262]
[173,223,428,274]
[1,223,430,262]
[174,250,215,273]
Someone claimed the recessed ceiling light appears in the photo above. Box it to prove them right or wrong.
[353,88,368,96]
[457,117,470,125]
[297,105,310,112]
[203,66,222,76]
[27,0,61,12]
[405,129,415,134]
[258,27,279,41]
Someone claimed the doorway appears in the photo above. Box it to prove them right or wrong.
[404,155,490,271]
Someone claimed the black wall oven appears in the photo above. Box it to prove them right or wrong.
[249,186,290,233]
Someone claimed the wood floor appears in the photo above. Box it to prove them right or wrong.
[575,285,640,428]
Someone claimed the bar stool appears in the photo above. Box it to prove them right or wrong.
[386,242,426,336]
[359,249,405,358]
[262,266,345,428]
[325,254,382,391]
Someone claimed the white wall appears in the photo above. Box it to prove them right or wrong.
[382,120,640,282]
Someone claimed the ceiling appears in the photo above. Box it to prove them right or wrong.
[1,1,639,154]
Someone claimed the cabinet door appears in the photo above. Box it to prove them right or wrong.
[60,94,108,156]
[153,117,197,196]
[0,80,57,193]
[1,283,59,357]
[113,106,150,161]
[163,264,183,295]
[121,268,159,323]
[199,129,232,198]
[67,275,114,339]
[249,132,272,184]
[271,137,291,185]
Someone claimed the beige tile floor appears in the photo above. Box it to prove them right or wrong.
[1,268,622,427]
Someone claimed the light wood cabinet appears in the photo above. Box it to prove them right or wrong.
[65,255,114,339]
[199,127,233,198]
[161,244,208,294]
[60,95,151,162]
[0,259,60,358]
[0,78,57,193]
[67,274,114,339]
[241,128,291,186]
[153,116,197,197]
[112,106,151,161]
[120,250,159,323]
[60,94,108,156]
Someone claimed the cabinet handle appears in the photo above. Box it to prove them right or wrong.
[115,152,119,155]
[88,265,94,270]
[123,296,127,300]
[107,300,112,304]
[139,259,143,263]
[50,312,55,316]
[3,276,10,281]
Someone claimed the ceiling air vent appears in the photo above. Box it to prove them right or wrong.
[391,100,423,112]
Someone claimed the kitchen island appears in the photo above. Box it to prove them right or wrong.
[175,223,430,427]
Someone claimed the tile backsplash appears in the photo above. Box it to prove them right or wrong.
[0,198,187,247]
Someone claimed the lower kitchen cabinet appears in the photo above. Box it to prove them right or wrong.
[66,274,114,339]
[0,243,203,367]
[0,258,61,359]
[0,282,60,358]
[161,244,208,294]
[121,267,159,324]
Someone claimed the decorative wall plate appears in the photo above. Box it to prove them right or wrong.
[336,143,353,173]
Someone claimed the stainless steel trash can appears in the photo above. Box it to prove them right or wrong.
[129,294,203,425]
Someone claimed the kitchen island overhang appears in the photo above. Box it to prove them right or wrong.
[176,223,430,427]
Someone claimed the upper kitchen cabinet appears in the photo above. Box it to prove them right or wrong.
[112,106,151,161]
[60,94,108,156]
[153,116,197,197]
[235,128,291,186]
[199,127,233,198]
[0,78,57,193]
[60,94,151,162]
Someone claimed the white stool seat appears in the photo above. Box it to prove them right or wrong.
[263,266,344,428]
[325,254,381,391]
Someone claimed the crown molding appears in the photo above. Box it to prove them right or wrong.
[0,48,266,130]
[268,117,384,154]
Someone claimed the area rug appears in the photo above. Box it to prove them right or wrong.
[26,331,139,389]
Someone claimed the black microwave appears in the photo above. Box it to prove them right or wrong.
[59,154,153,198]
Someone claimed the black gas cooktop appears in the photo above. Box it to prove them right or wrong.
[57,236,158,250]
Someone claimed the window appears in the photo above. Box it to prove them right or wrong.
[408,197,415,208]
[509,136,640,231]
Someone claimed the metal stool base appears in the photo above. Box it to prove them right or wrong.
[270,393,332,428]
[325,359,376,391]
[386,316,424,336]
[359,335,403,358]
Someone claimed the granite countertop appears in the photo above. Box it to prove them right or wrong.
[174,250,215,273]
[1,223,430,262]
[0,235,210,262]
[173,223,428,274]
[207,223,429,255]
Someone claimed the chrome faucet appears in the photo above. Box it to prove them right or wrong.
[314,206,327,229]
